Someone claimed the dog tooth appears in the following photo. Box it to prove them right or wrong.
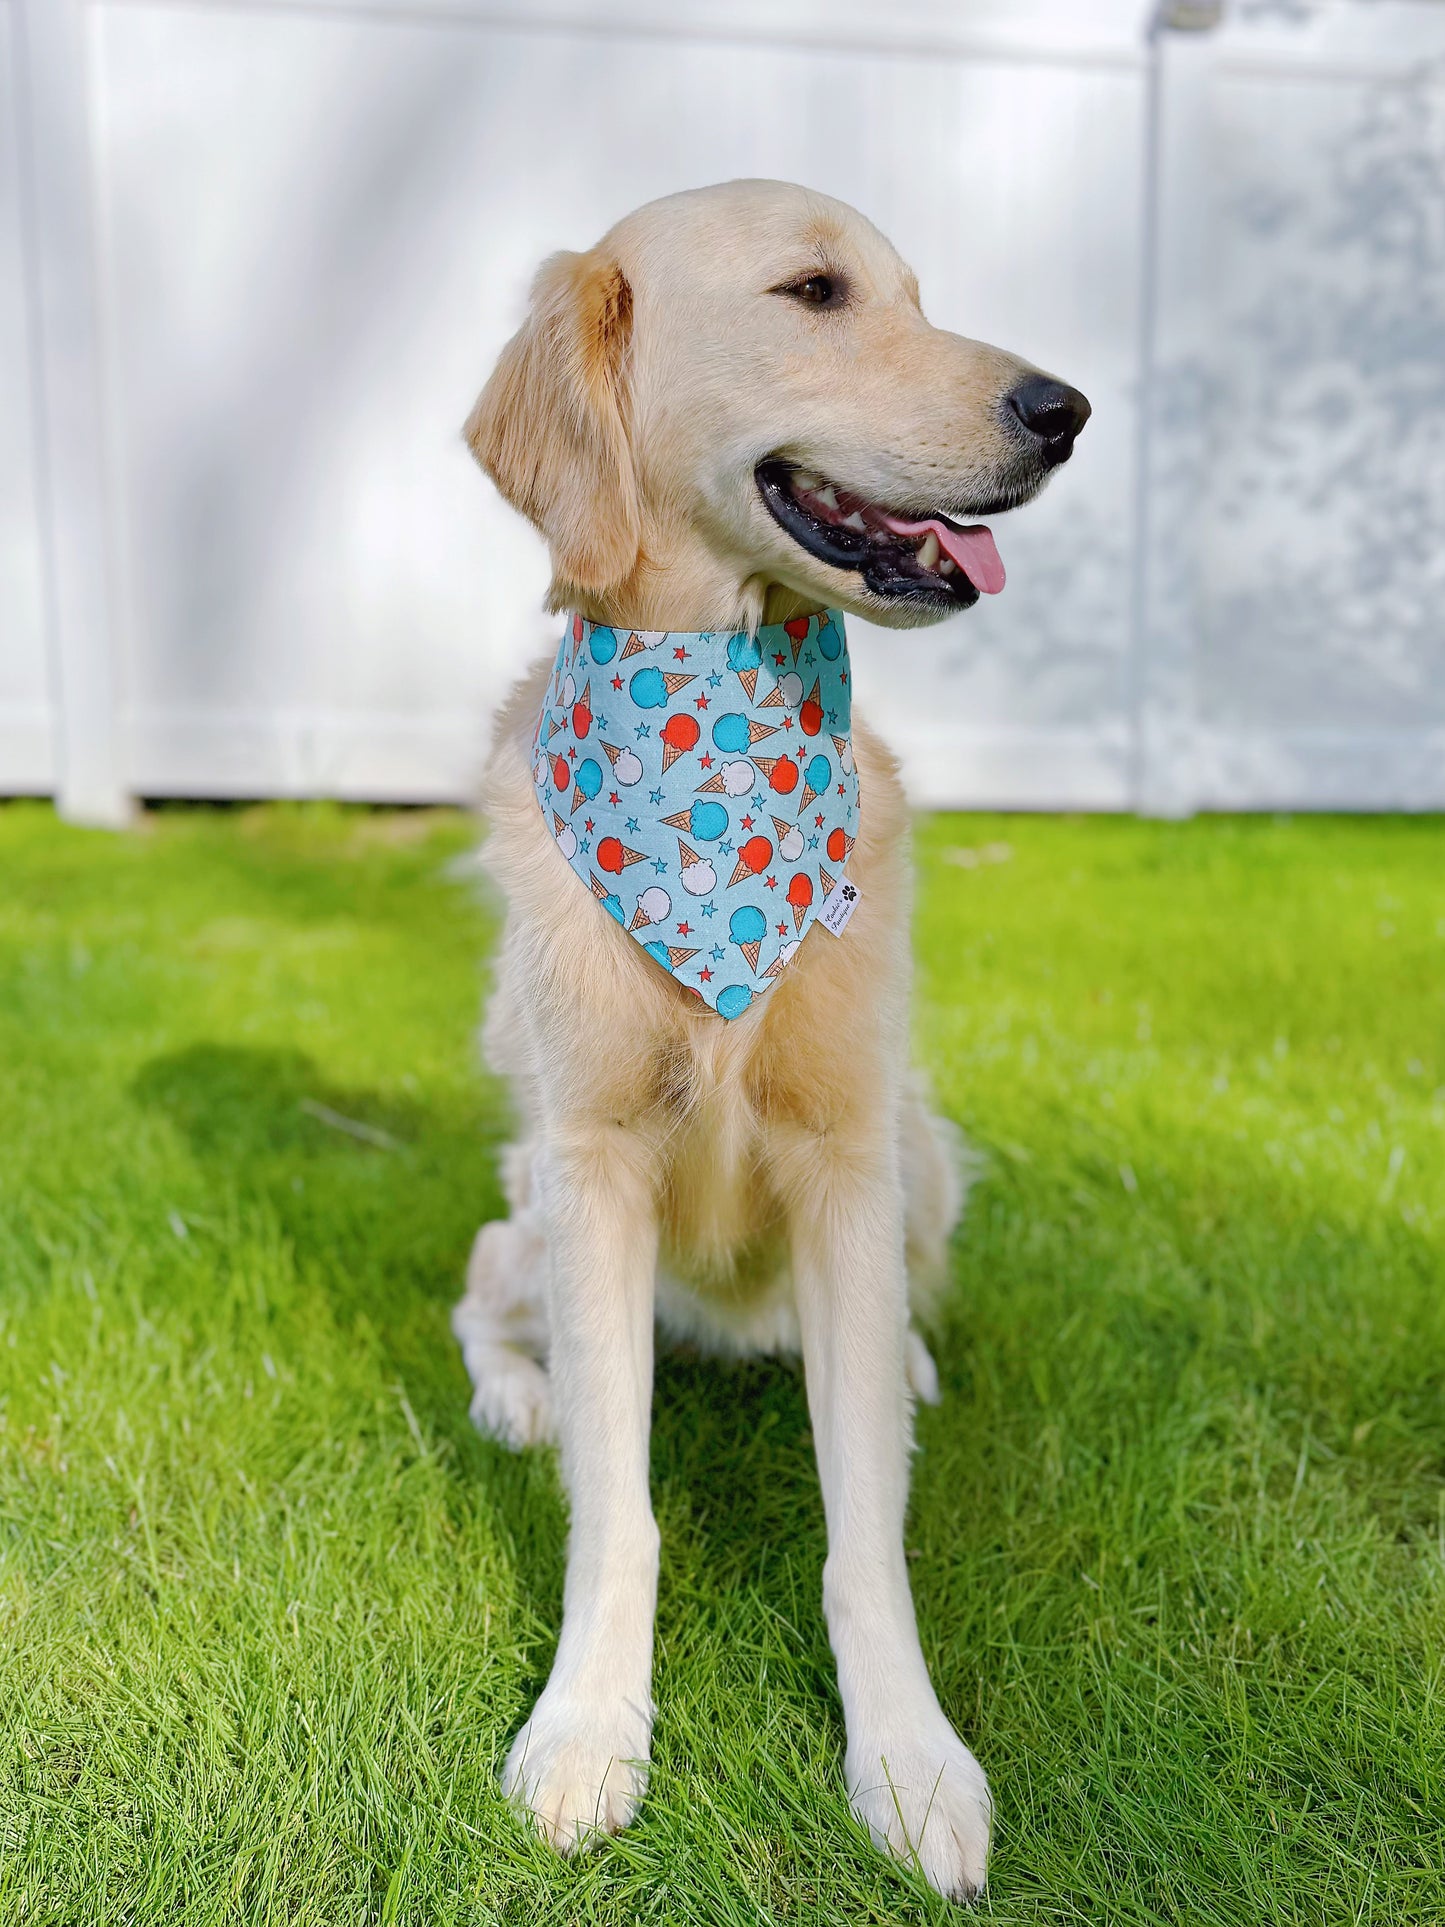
[792,469,821,491]
[917,531,941,570]
[815,485,840,512]
[938,556,956,575]
[842,511,867,531]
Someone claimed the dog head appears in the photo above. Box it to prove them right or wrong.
[466,179,1088,629]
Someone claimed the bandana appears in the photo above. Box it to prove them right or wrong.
[530,609,860,1019]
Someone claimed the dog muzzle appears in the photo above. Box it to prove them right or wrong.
[530,610,861,1020]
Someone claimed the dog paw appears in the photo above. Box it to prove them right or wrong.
[846,1718,991,1902]
[502,1691,651,1852]
[466,1348,554,1450]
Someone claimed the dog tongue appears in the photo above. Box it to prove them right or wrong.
[879,515,1006,594]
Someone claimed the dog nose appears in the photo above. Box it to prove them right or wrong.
[1007,376,1091,465]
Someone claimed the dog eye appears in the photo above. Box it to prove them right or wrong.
[775,273,846,310]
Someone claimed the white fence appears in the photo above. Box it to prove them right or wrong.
[3,0,1443,824]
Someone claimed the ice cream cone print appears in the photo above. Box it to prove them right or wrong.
[748,719,777,744]
[728,906,767,974]
[621,631,650,658]
[792,903,807,932]
[628,885,673,930]
[751,754,799,796]
[572,681,592,737]
[786,871,813,932]
[660,672,694,697]
[728,834,773,887]
[695,770,727,792]
[599,739,644,787]
[659,711,700,770]
[589,873,610,899]
[819,865,838,898]
[677,838,700,867]
[797,753,832,814]
[760,672,803,712]
[660,810,691,831]
[595,836,648,873]
[771,815,805,862]
[553,813,566,836]
[784,615,811,663]
[799,682,824,736]
[764,938,801,979]
[826,827,855,864]
[665,946,699,968]
[724,631,762,702]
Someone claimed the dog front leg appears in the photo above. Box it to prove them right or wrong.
[781,1124,991,1902]
[502,1122,659,1851]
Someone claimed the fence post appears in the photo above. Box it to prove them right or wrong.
[14,0,132,827]
[1130,4,1221,817]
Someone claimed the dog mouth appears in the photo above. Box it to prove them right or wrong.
[755,460,1011,609]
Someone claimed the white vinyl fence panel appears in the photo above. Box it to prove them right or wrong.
[4,0,1444,820]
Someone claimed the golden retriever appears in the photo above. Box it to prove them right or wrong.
[452,179,1088,1901]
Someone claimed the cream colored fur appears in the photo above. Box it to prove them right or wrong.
[452,180,1056,1903]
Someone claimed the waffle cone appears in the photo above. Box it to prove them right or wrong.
[735,668,757,700]
[740,939,762,973]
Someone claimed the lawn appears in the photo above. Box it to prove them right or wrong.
[1,800,1442,1926]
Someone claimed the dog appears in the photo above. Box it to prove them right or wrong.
[452,179,1088,1902]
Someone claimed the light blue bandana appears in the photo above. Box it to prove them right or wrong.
[530,609,860,1019]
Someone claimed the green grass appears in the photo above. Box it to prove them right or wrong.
[1,801,1443,1926]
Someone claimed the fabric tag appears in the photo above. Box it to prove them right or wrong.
[818,873,861,937]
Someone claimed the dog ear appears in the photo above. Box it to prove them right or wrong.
[465,249,640,596]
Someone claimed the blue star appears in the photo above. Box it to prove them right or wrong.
[826,710,838,726]
[635,723,651,739]
[594,712,610,734]
[579,838,591,855]
[808,834,820,850]
[649,788,664,804]
[653,858,668,875]
[625,816,640,834]
[707,671,723,688]
[803,650,815,667]
[710,945,725,962]
[701,901,717,918]
[719,839,734,856]
[752,794,768,815]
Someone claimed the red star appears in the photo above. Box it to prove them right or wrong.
[814,813,825,828]
[698,966,713,983]
[584,817,594,833]
[694,694,709,711]
[699,753,714,769]
[611,674,623,691]
[741,815,754,830]
[776,921,788,937]
[765,875,778,890]
[781,715,794,730]
[677,920,691,936]
[608,792,619,805]
[673,645,688,661]
[566,746,577,761]
[773,651,786,666]
[839,670,848,684]
[837,782,846,795]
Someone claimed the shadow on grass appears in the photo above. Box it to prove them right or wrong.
[127,1039,832,1608]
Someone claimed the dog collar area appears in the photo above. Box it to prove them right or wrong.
[529,610,861,1019]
